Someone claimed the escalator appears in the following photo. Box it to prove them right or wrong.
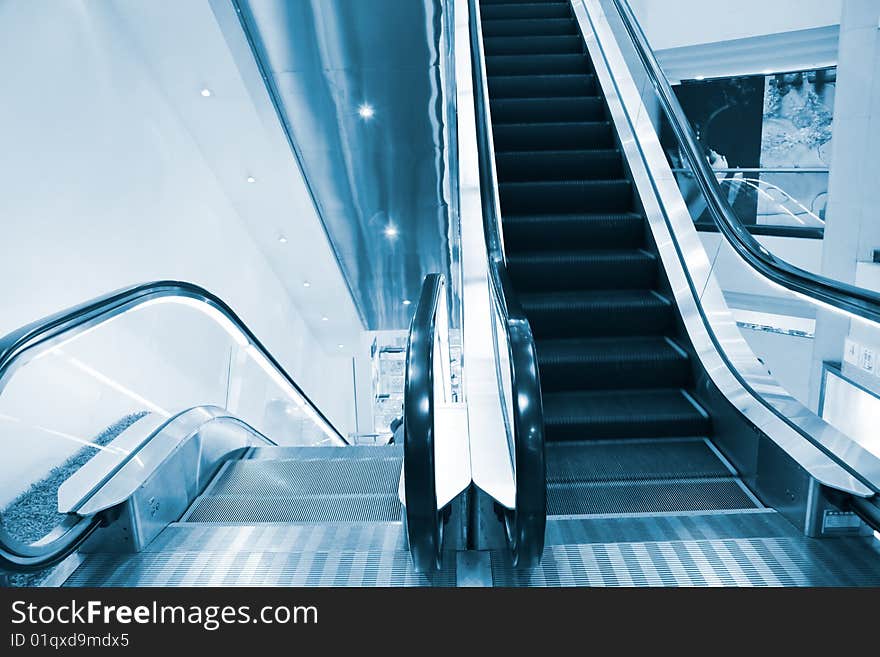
[471,0,880,585]
[0,280,459,586]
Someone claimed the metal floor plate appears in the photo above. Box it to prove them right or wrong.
[492,536,880,587]
[144,522,407,553]
[67,550,455,587]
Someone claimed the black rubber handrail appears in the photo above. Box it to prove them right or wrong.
[403,273,445,572]
[468,0,546,569]
[0,280,347,572]
[611,0,880,324]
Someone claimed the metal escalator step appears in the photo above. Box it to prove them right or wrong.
[495,149,622,181]
[536,337,690,391]
[493,122,614,152]
[183,494,401,524]
[207,458,401,496]
[502,212,644,250]
[247,445,401,460]
[542,388,710,440]
[145,522,407,553]
[545,438,727,482]
[508,249,656,292]
[66,549,456,587]
[500,179,631,214]
[488,73,596,98]
[521,289,673,338]
[483,34,583,55]
[490,96,604,123]
[481,3,572,20]
[486,53,589,76]
[548,478,756,515]
[481,18,578,37]
[491,536,880,587]
[544,510,797,545]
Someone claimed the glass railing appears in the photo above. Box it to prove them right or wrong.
[578,0,880,497]
[673,167,828,238]
[0,281,344,570]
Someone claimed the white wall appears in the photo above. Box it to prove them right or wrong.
[0,0,362,459]
[630,0,842,51]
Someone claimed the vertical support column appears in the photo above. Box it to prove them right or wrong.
[808,0,880,408]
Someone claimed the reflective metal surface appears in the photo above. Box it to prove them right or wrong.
[236,0,454,329]
[573,0,877,497]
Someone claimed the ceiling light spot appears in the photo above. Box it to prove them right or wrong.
[337,344,345,349]
[358,103,375,120]
[402,299,411,306]
[278,235,288,244]
[321,316,329,322]
[303,281,311,288]
[200,88,212,97]
[762,69,774,75]
[247,176,256,184]
[694,75,705,81]
[384,223,399,240]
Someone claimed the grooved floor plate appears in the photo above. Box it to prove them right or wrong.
[491,536,880,587]
[545,510,796,546]
[549,478,756,515]
[66,550,455,587]
[546,439,730,482]
[208,458,401,496]
[144,523,406,553]
[183,495,401,524]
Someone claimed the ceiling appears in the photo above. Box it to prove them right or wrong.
[236,0,452,330]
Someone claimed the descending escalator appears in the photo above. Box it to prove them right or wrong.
[473,0,880,585]
[0,280,457,587]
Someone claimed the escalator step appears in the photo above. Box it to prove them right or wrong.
[486,53,589,76]
[207,458,402,497]
[184,494,401,524]
[542,388,710,441]
[521,289,673,338]
[548,478,755,515]
[490,96,604,123]
[481,2,572,20]
[545,439,728,483]
[502,212,644,250]
[483,35,583,55]
[488,74,596,98]
[493,122,614,151]
[495,149,622,181]
[481,18,578,37]
[499,179,632,214]
[507,249,657,291]
[535,336,691,391]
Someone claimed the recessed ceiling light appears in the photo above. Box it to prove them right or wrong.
[278,235,288,244]
[200,88,212,97]
[694,75,705,81]
[402,299,411,306]
[303,281,311,288]
[321,316,329,322]
[337,344,344,349]
[384,223,399,239]
[246,176,256,184]
[358,103,375,120]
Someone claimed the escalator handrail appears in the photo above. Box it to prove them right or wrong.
[609,0,880,324]
[403,273,444,572]
[467,0,547,568]
[0,280,347,572]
